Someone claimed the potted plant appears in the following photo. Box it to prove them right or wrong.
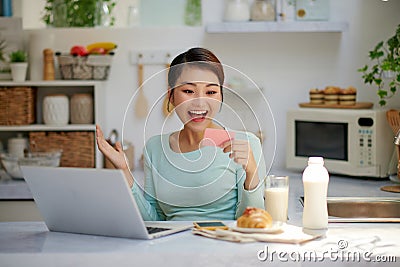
[9,50,28,82]
[42,0,116,28]
[359,24,400,181]
[358,24,400,106]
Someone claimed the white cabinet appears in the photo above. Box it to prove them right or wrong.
[0,80,105,168]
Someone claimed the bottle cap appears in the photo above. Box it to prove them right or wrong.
[308,156,324,165]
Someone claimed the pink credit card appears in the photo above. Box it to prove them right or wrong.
[202,128,235,148]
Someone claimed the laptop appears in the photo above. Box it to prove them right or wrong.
[21,166,192,239]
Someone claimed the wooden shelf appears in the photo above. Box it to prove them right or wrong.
[0,80,103,87]
[299,102,374,109]
[206,21,348,33]
[0,81,105,168]
[0,124,96,131]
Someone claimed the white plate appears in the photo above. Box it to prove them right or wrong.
[389,174,400,184]
[231,223,284,234]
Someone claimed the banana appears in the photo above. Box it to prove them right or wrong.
[86,42,117,52]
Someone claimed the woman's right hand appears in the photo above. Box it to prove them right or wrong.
[96,125,128,170]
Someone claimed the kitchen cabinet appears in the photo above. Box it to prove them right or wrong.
[0,80,105,168]
[206,21,348,33]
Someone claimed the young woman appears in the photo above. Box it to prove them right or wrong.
[96,47,266,221]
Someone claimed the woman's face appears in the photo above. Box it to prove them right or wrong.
[170,66,222,132]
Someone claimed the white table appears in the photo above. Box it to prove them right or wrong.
[1,171,399,266]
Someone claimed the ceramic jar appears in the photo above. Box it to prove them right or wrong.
[43,94,69,125]
[8,134,28,158]
[70,93,93,124]
[251,0,276,21]
[224,0,250,22]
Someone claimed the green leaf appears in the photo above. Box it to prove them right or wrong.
[374,78,382,86]
[371,64,380,74]
[377,89,387,98]
[396,24,400,42]
[42,0,117,27]
[9,50,27,62]
[363,73,374,84]
[357,65,368,72]
[362,24,400,107]
[374,41,384,51]
[381,61,392,71]
[369,50,384,60]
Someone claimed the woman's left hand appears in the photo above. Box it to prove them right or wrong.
[222,140,259,190]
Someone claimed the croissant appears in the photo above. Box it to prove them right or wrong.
[237,207,273,228]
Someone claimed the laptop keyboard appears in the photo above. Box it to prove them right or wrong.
[146,227,170,234]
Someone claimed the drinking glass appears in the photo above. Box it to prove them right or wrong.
[264,175,289,224]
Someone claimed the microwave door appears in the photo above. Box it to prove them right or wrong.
[295,121,348,161]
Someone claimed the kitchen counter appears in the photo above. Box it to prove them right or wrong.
[0,170,399,266]
[0,221,399,266]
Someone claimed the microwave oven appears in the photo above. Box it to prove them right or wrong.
[286,108,395,178]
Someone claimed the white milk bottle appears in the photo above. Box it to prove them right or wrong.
[302,157,329,229]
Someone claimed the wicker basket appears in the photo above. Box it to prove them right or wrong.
[29,131,95,168]
[56,54,113,80]
[0,87,36,125]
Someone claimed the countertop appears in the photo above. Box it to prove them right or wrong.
[0,170,32,200]
[0,170,399,266]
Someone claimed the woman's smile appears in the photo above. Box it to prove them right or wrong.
[188,110,208,122]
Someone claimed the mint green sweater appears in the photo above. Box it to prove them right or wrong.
[131,131,266,221]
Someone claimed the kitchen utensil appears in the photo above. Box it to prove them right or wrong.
[107,129,118,146]
[386,109,400,134]
[135,54,148,118]
[383,110,400,192]
[43,48,55,80]
[162,62,172,117]
[104,130,135,170]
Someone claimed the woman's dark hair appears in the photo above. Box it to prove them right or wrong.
[167,47,224,112]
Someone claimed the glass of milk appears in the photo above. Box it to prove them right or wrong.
[264,175,289,224]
